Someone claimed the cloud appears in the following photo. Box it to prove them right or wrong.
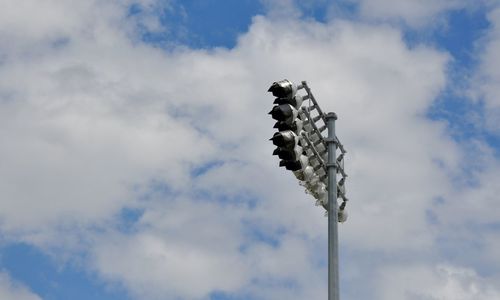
[0,272,41,300]
[80,15,460,299]
[1,1,499,300]
[260,0,307,19]
[89,186,329,299]
[343,0,470,28]
[475,5,500,134]
[377,264,500,300]
[0,0,218,236]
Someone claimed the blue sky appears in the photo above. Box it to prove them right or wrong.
[1,1,500,299]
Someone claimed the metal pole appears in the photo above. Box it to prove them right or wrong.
[325,112,339,300]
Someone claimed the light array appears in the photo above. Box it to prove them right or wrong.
[268,79,348,222]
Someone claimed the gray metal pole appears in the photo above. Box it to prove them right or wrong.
[325,112,339,300]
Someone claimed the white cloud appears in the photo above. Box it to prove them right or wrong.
[80,15,461,299]
[89,190,329,300]
[475,6,500,134]
[0,272,41,300]
[260,0,303,19]
[346,0,469,28]
[442,156,500,225]
[0,0,218,236]
[376,264,500,300]
[1,1,499,300]
[92,233,248,299]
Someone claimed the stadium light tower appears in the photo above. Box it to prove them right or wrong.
[268,80,348,300]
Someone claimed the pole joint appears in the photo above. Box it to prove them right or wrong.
[325,112,338,120]
[324,137,337,144]
[326,162,337,169]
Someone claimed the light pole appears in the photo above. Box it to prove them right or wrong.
[326,112,339,300]
[268,80,348,300]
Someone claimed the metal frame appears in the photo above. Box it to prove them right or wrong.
[300,82,347,300]
[269,80,349,300]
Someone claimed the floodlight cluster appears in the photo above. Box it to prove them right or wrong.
[268,79,348,221]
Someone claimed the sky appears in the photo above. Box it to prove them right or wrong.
[1,0,500,299]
